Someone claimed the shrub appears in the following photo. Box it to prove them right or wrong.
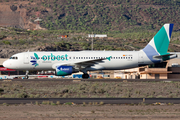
[51,101,56,105]
[56,101,60,105]
[62,93,69,98]
[19,39,26,45]
[0,88,4,93]
[2,41,11,45]
[64,102,72,105]
[16,93,29,98]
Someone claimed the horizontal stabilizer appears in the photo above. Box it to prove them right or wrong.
[153,54,177,59]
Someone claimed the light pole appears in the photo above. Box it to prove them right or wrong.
[92,32,93,51]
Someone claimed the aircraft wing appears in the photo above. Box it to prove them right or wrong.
[52,56,111,70]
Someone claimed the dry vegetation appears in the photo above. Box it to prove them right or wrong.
[0,103,180,119]
[1,81,180,98]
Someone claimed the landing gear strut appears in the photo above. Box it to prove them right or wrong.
[25,70,29,79]
[82,73,89,79]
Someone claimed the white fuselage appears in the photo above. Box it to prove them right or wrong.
[3,50,154,71]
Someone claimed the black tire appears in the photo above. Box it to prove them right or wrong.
[25,75,29,79]
[82,74,89,79]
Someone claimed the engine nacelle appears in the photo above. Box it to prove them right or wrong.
[56,66,73,76]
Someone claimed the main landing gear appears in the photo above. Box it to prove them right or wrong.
[82,73,89,79]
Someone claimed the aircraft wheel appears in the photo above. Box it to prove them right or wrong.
[25,75,29,79]
[82,74,89,79]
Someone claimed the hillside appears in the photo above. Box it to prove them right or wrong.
[1,0,180,57]
[0,27,180,58]
[0,0,180,32]
[29,0,180,33]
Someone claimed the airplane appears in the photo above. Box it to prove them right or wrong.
[3,23,177,79]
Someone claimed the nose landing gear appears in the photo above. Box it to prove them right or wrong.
[24,70,29,79]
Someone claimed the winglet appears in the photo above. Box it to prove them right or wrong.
[106,56,112,61]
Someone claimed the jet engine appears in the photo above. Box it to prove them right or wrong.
[55,66,73,76]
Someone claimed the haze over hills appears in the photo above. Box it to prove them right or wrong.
[0,0,180,58]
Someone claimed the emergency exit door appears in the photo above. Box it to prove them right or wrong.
[138,53,144,63]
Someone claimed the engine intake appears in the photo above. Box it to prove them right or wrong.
[56,66,73,76]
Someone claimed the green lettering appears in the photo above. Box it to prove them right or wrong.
[65,54,68,60]
[57,55,61,61]
[42,55,47,61]
[51,53,55,61]
[61,55,64,61]
[48,55,50,60]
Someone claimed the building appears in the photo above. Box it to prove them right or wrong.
[88,34,107,38]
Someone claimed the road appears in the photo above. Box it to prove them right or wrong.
[0,98,180,104]
[0,78,180,82]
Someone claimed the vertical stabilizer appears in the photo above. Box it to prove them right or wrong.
[142,23,174,63]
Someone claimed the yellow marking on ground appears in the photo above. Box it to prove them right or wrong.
[3,80,12,82]
[73,80,81,82]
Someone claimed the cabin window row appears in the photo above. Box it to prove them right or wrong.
[31,56,133,60]
[70,57,133,59]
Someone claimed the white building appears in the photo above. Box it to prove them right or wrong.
[88,34,107,38]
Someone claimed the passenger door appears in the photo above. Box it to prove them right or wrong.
[24,53,29,64]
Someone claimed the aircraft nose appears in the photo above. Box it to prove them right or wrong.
[3,60,9,68]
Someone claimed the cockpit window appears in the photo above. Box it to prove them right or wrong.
[10,56,18,59]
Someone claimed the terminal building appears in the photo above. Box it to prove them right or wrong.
[0,52,180,79]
